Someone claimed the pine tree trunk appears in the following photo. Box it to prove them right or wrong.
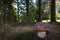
[36,0,42,22]
[50,0,56,22]
[26,0,29,16]
[25,0,29,23]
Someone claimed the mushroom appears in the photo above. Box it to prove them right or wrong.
[33,22,53,38]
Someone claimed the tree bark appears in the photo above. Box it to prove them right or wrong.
[36,0,42,22]
[25,0,30,23]
[26,0,29,16]
[50,0,56,22]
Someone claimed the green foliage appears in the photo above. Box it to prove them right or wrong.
[19,5,38,23]
[0,0,18,24]
[58,11,60,13]
[29,6,38,22]
[0,0,59,23]
[0,24,11,40]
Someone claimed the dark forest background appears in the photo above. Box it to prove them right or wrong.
[0,0,60,40]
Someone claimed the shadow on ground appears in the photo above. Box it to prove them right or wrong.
[8,30,60,40]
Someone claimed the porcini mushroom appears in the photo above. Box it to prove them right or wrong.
[34,22,52,31]
[33,22,53,38]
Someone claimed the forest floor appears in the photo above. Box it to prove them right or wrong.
[1,22,60,40]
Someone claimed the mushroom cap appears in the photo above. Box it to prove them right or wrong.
[33,22,53,31]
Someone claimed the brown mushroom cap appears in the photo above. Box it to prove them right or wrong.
[33,22,53,31]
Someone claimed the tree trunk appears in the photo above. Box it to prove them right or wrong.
[50,0,56,22]
[25,0,29,23]
[36,0,42,22]
[26,0,29,16]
